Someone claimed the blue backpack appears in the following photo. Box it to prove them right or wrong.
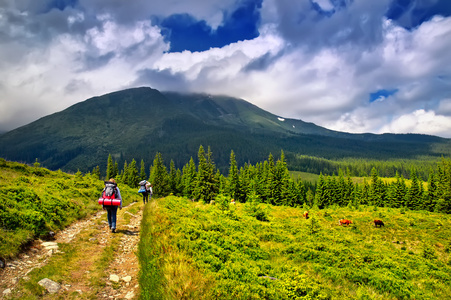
[138,180,147,193]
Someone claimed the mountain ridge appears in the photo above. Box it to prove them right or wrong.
[0,86,449,172]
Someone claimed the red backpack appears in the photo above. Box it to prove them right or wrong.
[99,181,121,206]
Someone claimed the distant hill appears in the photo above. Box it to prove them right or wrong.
[0,87,450,173]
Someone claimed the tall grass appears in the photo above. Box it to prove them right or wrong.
[138,196,451,299]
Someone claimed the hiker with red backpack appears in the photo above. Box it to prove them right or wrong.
[99,178,122,233]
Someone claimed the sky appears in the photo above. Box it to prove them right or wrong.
[1,0,451,138]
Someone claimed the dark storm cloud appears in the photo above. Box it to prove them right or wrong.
[78,51,116,71]
[271,0,388,51]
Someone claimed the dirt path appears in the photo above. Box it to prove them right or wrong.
[0,202,143,299]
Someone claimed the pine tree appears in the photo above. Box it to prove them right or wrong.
[228,150,241,201]
[120,161,128,184]
[315,173,326,208]
[387,172,407,208]
[193,146,218,203]
[126,159,139,187]
[239,164,251,203]
[369,168,386,207]
[435,159,451,213]
[106,154,114,180]
[276,150,295,206]
[168,160,178,194]
[424,171,438,212]
[175,169,183,196]
[150,152,169,197]
[297,180,307,206]
[139,159,147,182]
[360,179,369,205]
[405,169,422,210]
[113,162,119,179]
[92,165,100,180]
[182,157,197,199]
[266,153,278,205]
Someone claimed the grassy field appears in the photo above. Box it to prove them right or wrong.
[139,196,451,299]
[290,170,426,189]
[289,171,319,183]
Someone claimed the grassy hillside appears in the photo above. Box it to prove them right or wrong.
[139,196,451,299]
[0,159,136,260]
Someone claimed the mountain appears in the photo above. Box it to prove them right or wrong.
[0,87,449,172]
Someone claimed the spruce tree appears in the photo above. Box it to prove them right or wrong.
[92,165,100,180]
[193,146,217,203]
[387,172,407,208]
[120,161,128,184]
[168,160,178,194]
[276,150,295,206]
[405,169,422,210]
[239,164,251,203]
[126,159,139,187]
[228,150,241,201]
[315,173,326,208]
[149,152,169,197]
[360,179,369,205]
[424,171,438,212]
[369,168,386,207]
[139,159,147,182]
[266,153,277,205]
[182,157,197,199]
[106,154,114,180]
[113,162,119,179]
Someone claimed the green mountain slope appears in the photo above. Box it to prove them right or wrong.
[0,87,449,172]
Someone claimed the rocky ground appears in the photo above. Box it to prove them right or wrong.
[0,202,143,299]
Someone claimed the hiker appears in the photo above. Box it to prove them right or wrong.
[102,178,122,233]
[139,180,152,204]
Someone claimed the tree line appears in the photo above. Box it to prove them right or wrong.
[90,146,451,214]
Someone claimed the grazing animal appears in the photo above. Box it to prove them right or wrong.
[303,211,309,219]
[339,219,352,226]
[374,219,385,227]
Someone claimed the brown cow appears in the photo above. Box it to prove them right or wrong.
[374,219,384,227]
[339,219,352,226]
[303,211,309,219]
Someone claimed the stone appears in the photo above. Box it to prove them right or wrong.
[125,291,135,299]
[122,275,132,283]
[38,278,61,294]
[109,274,120,282]
[3,289,12,295]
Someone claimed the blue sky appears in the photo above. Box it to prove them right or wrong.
[1,0,451,137]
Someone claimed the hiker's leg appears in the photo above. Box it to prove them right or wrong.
[106,207,112,228]
[111,206,118,230]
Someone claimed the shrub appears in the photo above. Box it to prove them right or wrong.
[278,269,330,299]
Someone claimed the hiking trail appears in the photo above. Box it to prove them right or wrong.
[1,202,143,299]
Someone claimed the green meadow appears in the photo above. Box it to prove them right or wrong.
[139,196,451,300]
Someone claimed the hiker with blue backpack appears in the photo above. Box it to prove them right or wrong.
[99,178,122,233]
[138,180,152,204]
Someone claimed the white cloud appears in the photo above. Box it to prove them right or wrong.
[312,0,334,12]
[379,109,451,137]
